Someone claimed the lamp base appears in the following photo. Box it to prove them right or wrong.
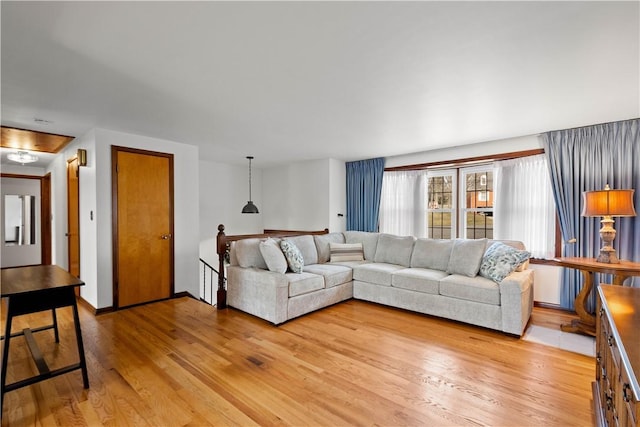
[596,216,620,264]
[596,248,620,264]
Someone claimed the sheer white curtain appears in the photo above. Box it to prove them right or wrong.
[379,170,427,237]
[494,154,556,258]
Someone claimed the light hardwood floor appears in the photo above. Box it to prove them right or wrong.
[2,297,593,426]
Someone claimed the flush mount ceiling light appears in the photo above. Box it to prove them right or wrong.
[7,150,38,164]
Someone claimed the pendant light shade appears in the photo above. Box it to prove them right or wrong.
[242,156,259,214]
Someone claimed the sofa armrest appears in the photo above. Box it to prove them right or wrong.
[227,266,289,324]
[499,269,534,336]
[499,269,533,295]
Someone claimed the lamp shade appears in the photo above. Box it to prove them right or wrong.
[242,200,259,214]
[582,188,636,217]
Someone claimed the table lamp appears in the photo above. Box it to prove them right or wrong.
[582,184,636,263]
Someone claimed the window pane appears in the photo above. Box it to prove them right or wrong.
[428,176,453,209]
[465,212,493,239]
[465,171,493,209]
[428,212,452,239]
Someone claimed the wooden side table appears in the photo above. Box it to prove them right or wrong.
[1,265,89,411]
[553,257,640,336]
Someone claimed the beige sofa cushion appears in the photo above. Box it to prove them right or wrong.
[353,263,405,286]
[410,238,454,270]
[439,274,500,306]
[285,235,318,265]
[304,264,353,288]
[391,268,448,295]
[344,231,379,261]
[235,238,268,269]
[287,272,324,297]
[374,234,415,267]
[446,238,487,277]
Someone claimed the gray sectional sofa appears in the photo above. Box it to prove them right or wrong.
[224,231,534,336]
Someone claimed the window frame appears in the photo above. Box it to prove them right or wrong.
[459,165,494,239]
[426,169,457,239]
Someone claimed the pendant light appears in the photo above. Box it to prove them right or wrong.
[242,156,259,214]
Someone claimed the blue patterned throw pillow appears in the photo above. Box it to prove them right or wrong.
[479,242,531,283]
[280,240,304,273]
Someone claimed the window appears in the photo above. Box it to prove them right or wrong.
[426,171,456,239]
[460,167,493,239]
[380,150,556,258]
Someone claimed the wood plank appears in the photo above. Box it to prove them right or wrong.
[1,297,595,426]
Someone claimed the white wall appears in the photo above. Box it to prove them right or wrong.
[329,158,347,232]
[48,128,200,310]
[385,134,542,168]
[262,158,346,232]
[198,159,263,268]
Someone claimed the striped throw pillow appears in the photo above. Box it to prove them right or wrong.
[329,242,364,262]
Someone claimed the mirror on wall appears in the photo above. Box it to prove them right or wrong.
[4,194,36,246]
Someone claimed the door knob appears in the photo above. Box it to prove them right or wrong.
[160,234,172,240]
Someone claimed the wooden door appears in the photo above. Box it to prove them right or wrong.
[113,147,174,308]
[67,157,80,285]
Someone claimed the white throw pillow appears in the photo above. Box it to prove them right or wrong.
[259,238,287,274]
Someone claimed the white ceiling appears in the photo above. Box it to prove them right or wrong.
[2,1,638,168]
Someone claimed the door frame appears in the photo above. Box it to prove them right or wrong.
[111,145,175,309]
[0,173,51,265]
[67,155,80,285]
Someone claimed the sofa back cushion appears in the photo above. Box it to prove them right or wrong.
[314,233,346,263]
[411,238,454,270]
[344,231,379,261]
[374,234,415,267]
[285,235,318,265]
[235,238,268,269]
[446,238,487,277]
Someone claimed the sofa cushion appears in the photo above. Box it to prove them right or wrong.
[330,242,364,262]
[391,268,448,295]
[259,238,287,274]
[374,234,415,267]
[410,239,454,270]
[352,263,405,286]
[479,242,531,283]
[344,231,379,261]
[235,238,268,269]
[280,240,304,273]
[314,233,346,263]
[287,272,324,297]
[285,235,318,265]
[303,264,353,288]
[446,239,487,277]
[439,274,500,306]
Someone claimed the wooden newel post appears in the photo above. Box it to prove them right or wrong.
[216,224,227,309]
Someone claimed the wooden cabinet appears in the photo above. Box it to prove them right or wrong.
[595,285,640,427]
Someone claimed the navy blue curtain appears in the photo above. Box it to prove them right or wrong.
[542,118,640,311]
[346,158,385,231]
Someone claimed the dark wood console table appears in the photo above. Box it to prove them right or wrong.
[553,257,640,336]
[1,265,89,410]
